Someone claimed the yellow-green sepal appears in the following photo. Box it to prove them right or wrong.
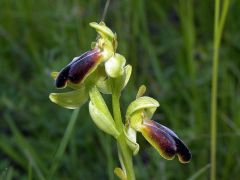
[105,53,126,78]
[126,96,159,120]
[49,86,88,109]
[89,101,119,138]
[97,65,132,94]
[89,86,119,138]
[124,126,139,155]
[89,22,115,40]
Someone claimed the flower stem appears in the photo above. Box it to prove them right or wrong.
[211,0,230,179]
[111,80,135,180]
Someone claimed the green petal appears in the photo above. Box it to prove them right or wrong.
[89,101,119,138]
[49,86,88,109]
[126,96,159,119]
[105,53,126,78]
[136,85,146,98]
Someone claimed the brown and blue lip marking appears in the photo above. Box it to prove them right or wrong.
[55,48,102,88]
[140,119,191,163]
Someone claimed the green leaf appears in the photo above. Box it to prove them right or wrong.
[89,101,119,138]
[49,86,88,109]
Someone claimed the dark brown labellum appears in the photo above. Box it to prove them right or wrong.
[140,119,191,163]
[55,48,102,88]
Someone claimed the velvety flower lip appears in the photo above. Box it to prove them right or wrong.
[156,123,192,163]
[55,48,103,88]
[140,119,191,163]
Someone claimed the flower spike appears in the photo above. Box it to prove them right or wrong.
[139,119,191,163]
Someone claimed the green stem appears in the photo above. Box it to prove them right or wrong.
[111,80,135,180]
[211,0,230,179]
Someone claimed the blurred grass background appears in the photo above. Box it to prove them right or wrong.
[0,0,240,179]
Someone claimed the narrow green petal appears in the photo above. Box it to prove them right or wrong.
[136,85,146,99]
[89,101,119,138]
[49,87,88,109]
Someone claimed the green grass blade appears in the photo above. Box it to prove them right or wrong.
[48,108,80,179]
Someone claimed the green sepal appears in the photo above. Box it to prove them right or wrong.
[97,65,132,94]
[49,86,88,109]
[126,96,159,130]
[126,96,159,119]
[90,22,115,40]
[89,101,119,138]
[119,65,132,91]
[124,126,139,155]
[89,86,119,138]
[105,53,126,78]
